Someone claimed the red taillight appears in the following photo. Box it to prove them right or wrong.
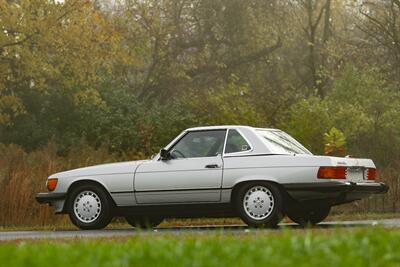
[47,178,58,191]
[366,168,377,180]
[318,167,347,179]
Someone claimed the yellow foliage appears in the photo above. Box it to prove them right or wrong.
[73,88,106,108]
[0,95,26,125]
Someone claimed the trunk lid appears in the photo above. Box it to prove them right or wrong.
[328,156,376,182]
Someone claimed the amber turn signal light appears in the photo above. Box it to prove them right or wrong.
[47,178,58,191]
[317,167,347,179]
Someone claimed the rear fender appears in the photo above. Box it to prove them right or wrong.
[230,175,282,202]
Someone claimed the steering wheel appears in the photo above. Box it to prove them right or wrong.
[171,149,186,158]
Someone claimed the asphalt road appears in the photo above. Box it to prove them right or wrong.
[1,219,399,241]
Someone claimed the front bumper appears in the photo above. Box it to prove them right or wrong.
[36,192,67,213]
[36,192,66,204]
[283,182,388,203]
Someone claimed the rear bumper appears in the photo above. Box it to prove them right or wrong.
[283,182,388,194]
[283,182,388,203]
[36,192,66,204]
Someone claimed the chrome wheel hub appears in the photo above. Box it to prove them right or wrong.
[73,191,101,223]
[243,186,274,220]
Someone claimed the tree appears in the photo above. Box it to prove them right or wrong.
[116,0,282,102]
[0,0,125,150]
[358,0,400,83]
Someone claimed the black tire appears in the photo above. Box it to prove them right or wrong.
[287,205,331,226]
[235,182,284,228]
[67,183,113,230]
[125,216,163,229]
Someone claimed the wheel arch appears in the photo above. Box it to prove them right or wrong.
[63,179,116,212]
[230,177,289,206]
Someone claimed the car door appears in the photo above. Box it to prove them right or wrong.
[134,130,226,204]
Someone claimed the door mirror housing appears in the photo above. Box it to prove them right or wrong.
[160,148,171,160]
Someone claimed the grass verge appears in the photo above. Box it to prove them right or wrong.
[1,228,400,267]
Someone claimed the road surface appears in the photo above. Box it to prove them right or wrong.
[1,219,399,241]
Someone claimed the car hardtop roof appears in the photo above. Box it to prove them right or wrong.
[185,125,280,132]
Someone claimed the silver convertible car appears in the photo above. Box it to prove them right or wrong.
[36,126,388,229]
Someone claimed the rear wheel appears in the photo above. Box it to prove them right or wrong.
[125,216,163,229]
[67,184,113,230]
[287,205,331,226]
[235,182,284,228]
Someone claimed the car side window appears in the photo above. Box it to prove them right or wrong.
[225,129,251,153]
[170,130,226,159]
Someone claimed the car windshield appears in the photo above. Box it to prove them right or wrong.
[256,130,312,155]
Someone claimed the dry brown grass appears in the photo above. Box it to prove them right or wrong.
[0,143,133,227]
[0,143,398,228]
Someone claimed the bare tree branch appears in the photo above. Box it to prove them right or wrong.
[186,37,282,77]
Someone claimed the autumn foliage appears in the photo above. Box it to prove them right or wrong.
[1,0,400,226]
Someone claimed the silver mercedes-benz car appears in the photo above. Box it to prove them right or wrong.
[36,125,388,229]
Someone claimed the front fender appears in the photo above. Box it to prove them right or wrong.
[66,176,111,193]
[53,176,112,195]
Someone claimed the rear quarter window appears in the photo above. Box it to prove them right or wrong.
[225,129,251,153]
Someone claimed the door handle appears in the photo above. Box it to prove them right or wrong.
[205,164,221,169]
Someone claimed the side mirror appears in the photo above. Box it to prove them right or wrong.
[160,148,170,160]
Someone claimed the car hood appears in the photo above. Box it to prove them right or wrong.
[49,160,149,179]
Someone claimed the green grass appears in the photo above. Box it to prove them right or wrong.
[1,228,400,267]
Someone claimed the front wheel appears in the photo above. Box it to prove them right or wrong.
[67,184,113,230]
[235,183,284,228]
[287,205,331,226]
